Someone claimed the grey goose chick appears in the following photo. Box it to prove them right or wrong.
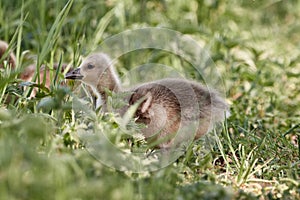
[65,53,229,149]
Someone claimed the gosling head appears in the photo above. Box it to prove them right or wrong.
[65,53,113,86]
[65,53,121,95]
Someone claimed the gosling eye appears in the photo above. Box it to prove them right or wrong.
[87,64,94,69]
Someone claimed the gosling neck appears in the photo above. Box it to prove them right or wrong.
[92,67,122,109]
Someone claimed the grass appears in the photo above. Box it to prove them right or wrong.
[0,0,300,199]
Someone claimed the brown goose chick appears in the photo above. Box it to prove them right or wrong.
[65,53,229,148]
[21,63,70,85]
[0,40,16,69]
[20,63,70,97]
[0,40,71,102]
[0,40,69,85]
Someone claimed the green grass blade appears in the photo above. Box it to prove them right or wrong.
[88,8,115,52]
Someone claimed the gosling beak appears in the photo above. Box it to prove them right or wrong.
[65,68,83,80]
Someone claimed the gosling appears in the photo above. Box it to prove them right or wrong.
[20,63,70,97]
[0,40,16,69]
[0,40,70,99]
[65,53,229,148]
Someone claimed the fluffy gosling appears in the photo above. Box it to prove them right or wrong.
[65,53,229,148]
